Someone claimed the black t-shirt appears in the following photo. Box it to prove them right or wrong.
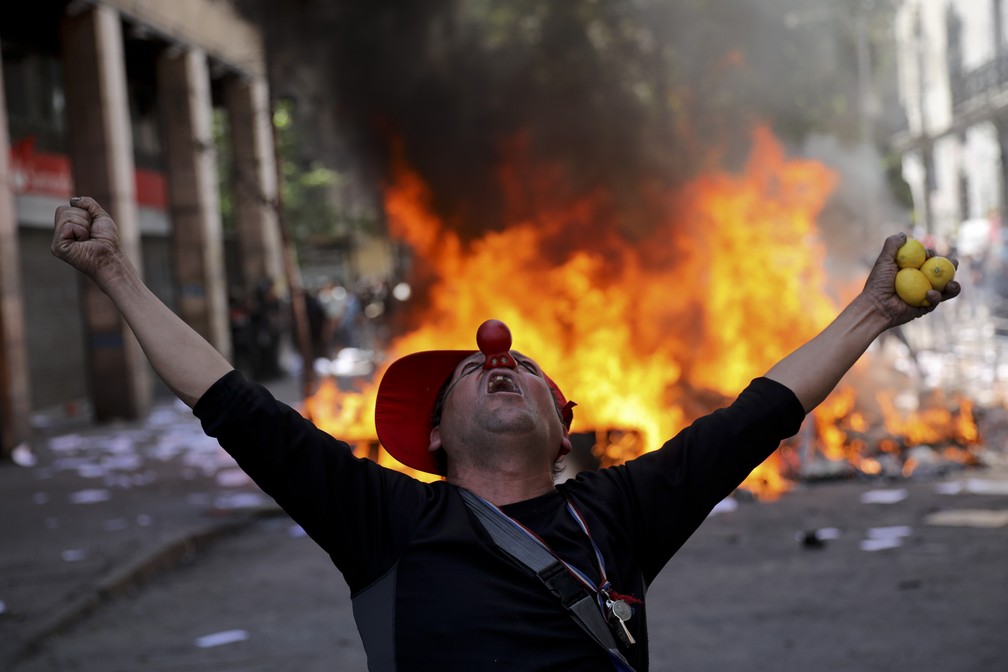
[194,371,804,671]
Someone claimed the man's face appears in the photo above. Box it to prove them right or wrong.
[428,350,570,468]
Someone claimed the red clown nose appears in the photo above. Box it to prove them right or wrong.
[477,319,517,370]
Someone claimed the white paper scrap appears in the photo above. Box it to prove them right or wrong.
[69,489,111,504]
[214,493,268,510]
[935,481,963,495]
[12,443,36,467]
[925,509,1008,528]
[860,489,908,504]
[936,479,1008,496]
[866,525,912,540]
[215,469,252,488]
[49,434,84,452]
[964,479,1008,496]
[860,538,903,552]
[708,498,738,516]
[194,629,249,648]
[814,527,842,540]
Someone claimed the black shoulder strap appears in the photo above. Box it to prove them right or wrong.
[458,488,637,672]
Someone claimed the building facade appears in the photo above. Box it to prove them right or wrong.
[892,0,1008,253]
[0,0,286,457]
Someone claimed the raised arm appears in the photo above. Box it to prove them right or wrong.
[765,233,960,413]
[51,197,233,407]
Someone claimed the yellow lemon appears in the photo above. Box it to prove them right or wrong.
[919,256,955,291]
[896,238,927,269]
[895,268,932,307]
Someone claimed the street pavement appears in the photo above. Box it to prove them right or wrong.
[1,366,1007,671]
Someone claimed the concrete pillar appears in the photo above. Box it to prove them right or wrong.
[61,5,151,421]
[157,47,231,361]
[995,118,1008,219]
[0,46,33,459]
[224,76,285,293]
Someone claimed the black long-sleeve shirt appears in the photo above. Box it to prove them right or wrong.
[194,371,805,671]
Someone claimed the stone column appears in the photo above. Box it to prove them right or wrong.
[995,118,1008,219]
[158,47,231,361]
[61,4,151,421]
[0,46,33,459]
[224,76,284,293]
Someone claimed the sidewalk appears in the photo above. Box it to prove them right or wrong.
[0,372,304,669]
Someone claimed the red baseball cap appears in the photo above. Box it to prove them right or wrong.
[374,323,575,475]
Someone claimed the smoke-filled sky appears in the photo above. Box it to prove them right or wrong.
[240,0,894,247]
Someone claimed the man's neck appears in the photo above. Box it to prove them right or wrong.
[448,469,556,506]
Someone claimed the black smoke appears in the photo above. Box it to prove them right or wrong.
[239,0,873,244]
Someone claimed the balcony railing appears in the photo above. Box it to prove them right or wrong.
[951,51,1008,112]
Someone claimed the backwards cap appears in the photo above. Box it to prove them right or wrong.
[374,320,574,475]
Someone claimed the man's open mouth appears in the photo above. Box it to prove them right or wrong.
[487,372,522,395]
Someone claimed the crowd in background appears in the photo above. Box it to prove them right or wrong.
[228,277,400,381]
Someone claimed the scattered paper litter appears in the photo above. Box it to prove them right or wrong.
[925,509,1008,528]
[860,538,903,552]
[76,464,106,479]
[12,443,36,467]
[963,479,1008,496]
[860,489,908,504]
[866,525,912,540]
[709,498,738,516]
[935,482,963,495]
[214,492,269,510]
[49,434,84,452]
[936,479,1008,496]
[813,527,841,540]
[69,489,111,504]
[194,629,249,648]
[860,525,911,551]
[215,468,252,487]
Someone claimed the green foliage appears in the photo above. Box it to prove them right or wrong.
[214,99,364,256]
[212,109,235,233]
[273,99,344,247]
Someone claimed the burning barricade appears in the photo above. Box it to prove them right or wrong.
[301,127,1000,497]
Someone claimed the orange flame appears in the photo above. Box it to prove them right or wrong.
[306,127,857,496]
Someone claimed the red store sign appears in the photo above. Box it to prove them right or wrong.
[9,136,167,210]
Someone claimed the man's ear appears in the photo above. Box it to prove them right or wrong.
[429,426,443,453]
[557,428,572,458]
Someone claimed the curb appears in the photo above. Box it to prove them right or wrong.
[6,506,284,668]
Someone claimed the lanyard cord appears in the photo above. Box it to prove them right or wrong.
[470,492,612,610]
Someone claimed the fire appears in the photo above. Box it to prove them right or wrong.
[305,126,985,496]
[304,126,854,496]
[785,383,984,482]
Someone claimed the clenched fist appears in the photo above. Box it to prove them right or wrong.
[51,197,127,284]
[860,233,960,328]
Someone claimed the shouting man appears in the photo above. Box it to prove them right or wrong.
[52,197,959,671]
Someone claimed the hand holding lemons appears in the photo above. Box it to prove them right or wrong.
[893,237,955,306]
